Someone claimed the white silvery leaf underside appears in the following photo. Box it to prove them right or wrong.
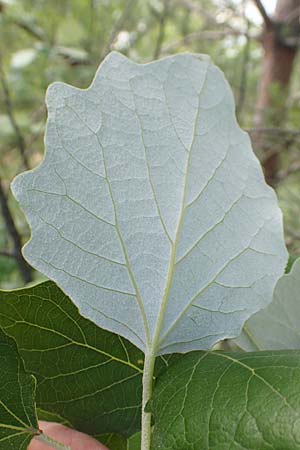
[12,52,288,355]
[237,258,300,351]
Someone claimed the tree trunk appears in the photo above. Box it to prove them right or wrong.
[253,0,299,184]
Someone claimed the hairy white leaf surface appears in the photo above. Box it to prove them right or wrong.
[237,258,300,351]
[12,52,287,355]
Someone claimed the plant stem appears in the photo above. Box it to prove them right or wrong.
[35,433,71,450]
[141,348,156,450]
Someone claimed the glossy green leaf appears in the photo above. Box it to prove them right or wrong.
[0,327,39,449]
[0,281,144,437]
[151,350,300,450]
[12,51,287,357]
[237,258,300,351]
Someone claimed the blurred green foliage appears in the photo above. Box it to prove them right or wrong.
[0,0,299,288]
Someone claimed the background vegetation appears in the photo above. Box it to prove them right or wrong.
[0,0,299,288]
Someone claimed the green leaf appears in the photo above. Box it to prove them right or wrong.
[0,327,39,449]
[0,281,144,437]
[96,432,140,450]
[151,350,300,450]
[237,257,300,351]
[127,432,141,449]
[35,408,72,428]
[12,51,287,357]
[94,432,141,450]
[35,411,127,450]
[97,433,127,450]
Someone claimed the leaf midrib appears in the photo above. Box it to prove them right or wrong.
[152,60,211,354]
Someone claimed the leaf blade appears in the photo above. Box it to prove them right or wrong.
[0,328,39,449]
[12,52,288,355]
[151,350,300,450]
[237,257,300,351]
[0,281,143,437]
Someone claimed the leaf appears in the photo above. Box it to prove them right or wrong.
[127,432,141,450]
[37,408,124,449]
[151,350,300,450]
[35,408,72,428]
[96,433,127,450]
[0,281,177,437]
[93,432,141,450]
[12,51,287,356]
[0,327,39,449]
[36,408,127,450]
[237,257,300,351]
[0,281,144,437]
[94,432,141,450]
